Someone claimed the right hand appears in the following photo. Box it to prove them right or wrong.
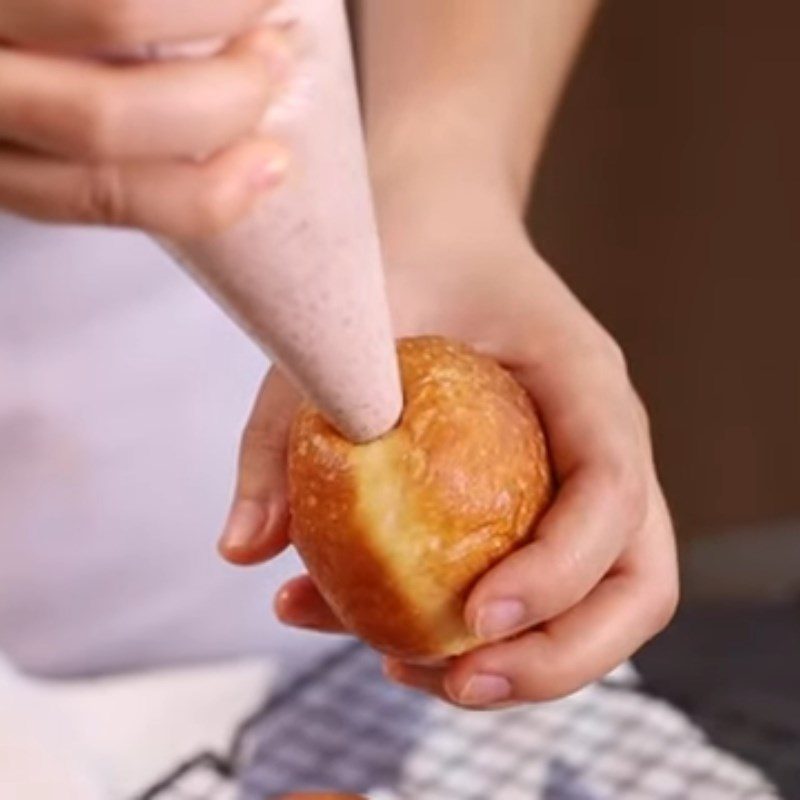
[219,205,678,707]
[0,0,290,237]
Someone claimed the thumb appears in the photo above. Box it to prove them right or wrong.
[219,367,300,565]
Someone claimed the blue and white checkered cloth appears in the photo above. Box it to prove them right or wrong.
[140,644,782,800]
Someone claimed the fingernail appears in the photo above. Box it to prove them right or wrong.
[249,153,288,191]
[473,599,527,641]
[219,499,267,551]
[457,674,512,706]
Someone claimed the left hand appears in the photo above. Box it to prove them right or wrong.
[218,196,678,709]
[0,0,290,237]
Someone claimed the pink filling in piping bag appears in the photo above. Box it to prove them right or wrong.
[148,0,403,442]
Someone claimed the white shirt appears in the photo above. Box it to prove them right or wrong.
[0,214,336,678]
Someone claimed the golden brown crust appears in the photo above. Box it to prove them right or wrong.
[288,406,428,654]
[288,336,553,661]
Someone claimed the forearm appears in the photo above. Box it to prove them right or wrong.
[358,0,598,228]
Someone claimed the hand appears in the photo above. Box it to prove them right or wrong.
[219,199,678,708]
[0,0,289,237]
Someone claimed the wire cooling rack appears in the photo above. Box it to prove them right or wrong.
[139,643,784,800]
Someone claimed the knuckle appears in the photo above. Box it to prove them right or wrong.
[524,549,585,619]
[648,581,680,634]
[240,425,284,463]
[566,329,630,382]
[521,655,580,702]
[633,391,652,436]
[75,164,128,226]
[186,175,243,237]
[599,333,629,375]
[600,459,648,531]
[70,79,121,160]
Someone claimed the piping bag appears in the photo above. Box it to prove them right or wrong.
[148,0,403,442]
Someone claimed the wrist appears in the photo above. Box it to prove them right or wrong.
[366,98,532,258]
[370,154,528,269]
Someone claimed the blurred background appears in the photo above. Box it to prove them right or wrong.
[530,0,800,793]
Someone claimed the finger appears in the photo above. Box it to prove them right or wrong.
[0,137,287,238]
[219,368,300,565]
[0,28,290,161]
[518,341,646,482]
[274,576,346,634]
[465,466,631,641]
[465,356,648,642]
[383,659,449,700]
[384,659,516,710]
[0,0,275,50]
[452,577,646,705]
[450,505,678,706]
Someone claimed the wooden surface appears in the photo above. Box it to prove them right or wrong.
[531,0,800,536]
